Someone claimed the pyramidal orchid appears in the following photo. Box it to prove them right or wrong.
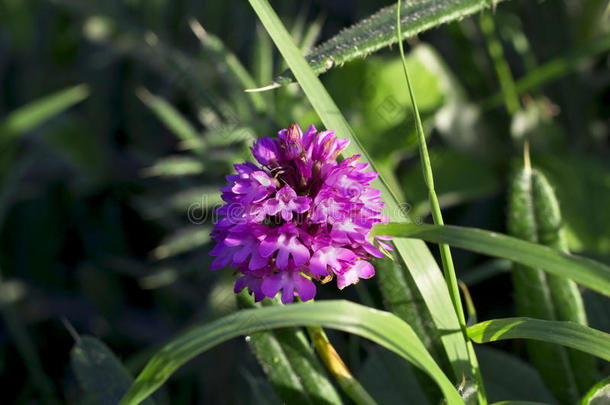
[210,124,391,303]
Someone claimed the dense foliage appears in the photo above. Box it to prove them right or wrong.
[0,0,608,404]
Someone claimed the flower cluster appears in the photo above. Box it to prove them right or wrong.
[210,124,391,303]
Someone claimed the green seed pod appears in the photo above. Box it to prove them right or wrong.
[236,291,343,405]
[531,170,597,392]
[508,166,598,404]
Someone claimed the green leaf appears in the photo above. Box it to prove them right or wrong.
[142,156,205,178]
[150,226,212,261]
[248,0,472,384]
[119,300,464,405]
[579,376,610,405]
[273,0,507,84]
[0,84,89,140]
[71,336,156,405]
[372,223,610,297]
[236,293,343,405]
[491,401,548,405]
[325,45,447,162]
[507,166,597,401]
[136,88,200,144]
[467,317,610,361]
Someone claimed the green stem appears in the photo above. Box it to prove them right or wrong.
[395,2,487,404]
[481,34,610,110]
[395,0,465,342]
[306,325,377,405]
[479,11,520,114]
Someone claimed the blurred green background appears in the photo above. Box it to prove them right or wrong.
[0,0,608,403]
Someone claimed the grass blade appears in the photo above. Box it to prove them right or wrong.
[373,223,610,297]
[479,11,520,114]
[72,336,156,405]
[0,84,89,139]
[491,401,548,405]
[136,88,200,144]
[248,0,472,383]
[273,0,507,84]
[189,19,265,113]
[579,376,610,405]
[467,317,610,361]
[119,300,464,405]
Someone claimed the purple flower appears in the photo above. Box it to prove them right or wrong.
[264,185,311,221]
[210,124,390,303]
[251,137,280,166]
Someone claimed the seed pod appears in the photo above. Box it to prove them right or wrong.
[236,291,343,405]
[508,166,597,404]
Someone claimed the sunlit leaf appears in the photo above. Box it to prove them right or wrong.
[119,300,464,405]
[373,223,610,296]
[468,317,610,361]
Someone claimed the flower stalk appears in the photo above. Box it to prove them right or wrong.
[306,325,377,405]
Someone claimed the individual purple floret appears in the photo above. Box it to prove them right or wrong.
[210,124,390,304]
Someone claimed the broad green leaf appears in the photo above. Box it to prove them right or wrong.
[237,293,343,405]
[475,346,555,404]
[325,45,446,163]
[248,0,473,384]
[467,318,610,361]
[372,223,610,297]
[273,0,507,84]
[0,84,89,140]
[119,300,464,405]
[328,48,442,137]
[136,88,200,143]
[507,166,597,401]
[579,376,610,405]
[71,336,156,405]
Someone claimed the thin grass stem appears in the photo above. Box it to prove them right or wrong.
[395,2,487,403]
[479,11,520,114]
